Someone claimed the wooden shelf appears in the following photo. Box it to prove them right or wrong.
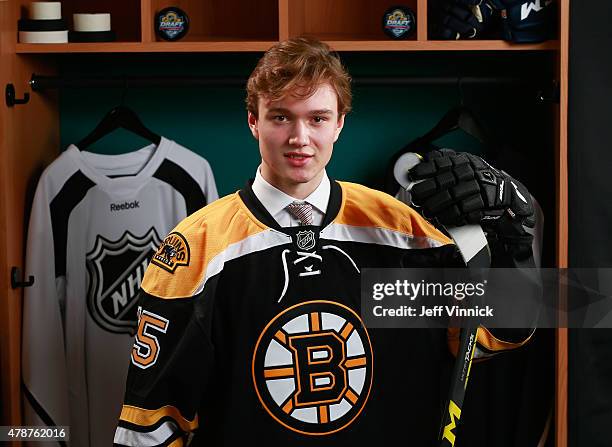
[15,41,278,53]
[15,39,559,54]
[13,0,559,54]
[60,0,142,42]
[149,0,279,42]
[319,39,559,52]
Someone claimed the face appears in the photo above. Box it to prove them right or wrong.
[248,83,345,199]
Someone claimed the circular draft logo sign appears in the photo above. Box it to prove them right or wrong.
[382,6,415,39]
[252,300,373,435]
[156,7,189,41]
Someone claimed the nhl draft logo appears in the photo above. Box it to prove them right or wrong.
[86,228,162,334]
[156,8,189,40]
[151,232,190,273]
[252,300,373,435]
[382,7,415,39]
[296,230,316,251]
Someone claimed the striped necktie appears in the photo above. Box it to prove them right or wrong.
[286,201,313,226]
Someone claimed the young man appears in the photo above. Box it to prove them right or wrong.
[114,38,533,446]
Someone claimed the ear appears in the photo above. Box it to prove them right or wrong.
[248,111,259,140]
[333,114,346,143]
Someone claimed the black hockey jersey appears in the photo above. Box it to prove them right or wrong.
[115,180,526,446]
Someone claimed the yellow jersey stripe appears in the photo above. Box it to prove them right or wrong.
[142,193,272,299]
[336,182,452,246]
[119,404,198,433]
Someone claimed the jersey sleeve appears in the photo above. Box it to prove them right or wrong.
[21,176,71,434]
[114,220,215,446]
[446,257,538,359]
[394,191,537,358]
[399,201,464,268]
[114,289,213,446]
[448,326,535,361]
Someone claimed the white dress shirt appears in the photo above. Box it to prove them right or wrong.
[251,167,330,227]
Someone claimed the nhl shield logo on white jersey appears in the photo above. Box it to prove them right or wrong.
[252,300,373,435]
[86,228,162,334]
[296,230,316,251]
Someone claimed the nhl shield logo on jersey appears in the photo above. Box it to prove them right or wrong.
[151,231,190,273]
[252,300,373,435]
[86,228,162,334]
[296,230,316,251]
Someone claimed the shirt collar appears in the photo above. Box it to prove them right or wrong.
[252,167,330,217]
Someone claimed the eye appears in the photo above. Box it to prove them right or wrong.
[273,115,288,122]
[312,116,327,124]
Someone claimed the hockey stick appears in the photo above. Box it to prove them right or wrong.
[438,246,488,447]
[392,152,489,446]
[438,323,479,446]
[437,250,488,446]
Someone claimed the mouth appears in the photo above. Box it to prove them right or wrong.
[284,152,313,160]
[284,152,314,168]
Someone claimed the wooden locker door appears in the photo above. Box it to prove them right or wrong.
[0,0,60,432]
[0,0,22,428]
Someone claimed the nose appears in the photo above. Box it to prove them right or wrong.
[288,121,309,147]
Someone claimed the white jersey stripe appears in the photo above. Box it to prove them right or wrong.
[194,223,447,296]
[320,223,446,250]
[114,420,177,446]
[194,229,291,295]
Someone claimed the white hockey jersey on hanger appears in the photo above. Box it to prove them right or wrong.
[21,137,218,446]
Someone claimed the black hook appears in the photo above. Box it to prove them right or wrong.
[11,267,35,289]
[5,83,30,107]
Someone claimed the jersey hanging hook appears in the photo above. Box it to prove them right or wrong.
[5,83,30,107]
[11,266,34,288]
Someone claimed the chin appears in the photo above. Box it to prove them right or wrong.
[288,175,313,185]
[284,169,314,183]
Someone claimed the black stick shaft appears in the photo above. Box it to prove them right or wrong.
[439,325,479,447]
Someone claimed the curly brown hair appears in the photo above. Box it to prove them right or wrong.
[246,37,352,118]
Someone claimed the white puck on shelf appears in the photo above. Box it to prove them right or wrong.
[19,30,68,43]
[29,2,62,20]
[73,13,111,32]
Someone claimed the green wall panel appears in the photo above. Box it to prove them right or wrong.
[59,52,553,197]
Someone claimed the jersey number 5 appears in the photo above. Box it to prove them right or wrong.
[131,306,170,369]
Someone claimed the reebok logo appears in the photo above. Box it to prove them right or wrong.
[110,200,140,212]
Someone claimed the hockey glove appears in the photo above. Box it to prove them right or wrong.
[408,149,535,228]
[438,0,495,39]
[488,0,556,43]
[408,149,536,260]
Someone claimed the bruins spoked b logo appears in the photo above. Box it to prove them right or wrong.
[252,300,373,435]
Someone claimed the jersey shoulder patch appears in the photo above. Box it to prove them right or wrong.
[142,193,269,299]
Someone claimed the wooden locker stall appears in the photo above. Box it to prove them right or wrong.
[1,0,569,445]
[1,0,61,433]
